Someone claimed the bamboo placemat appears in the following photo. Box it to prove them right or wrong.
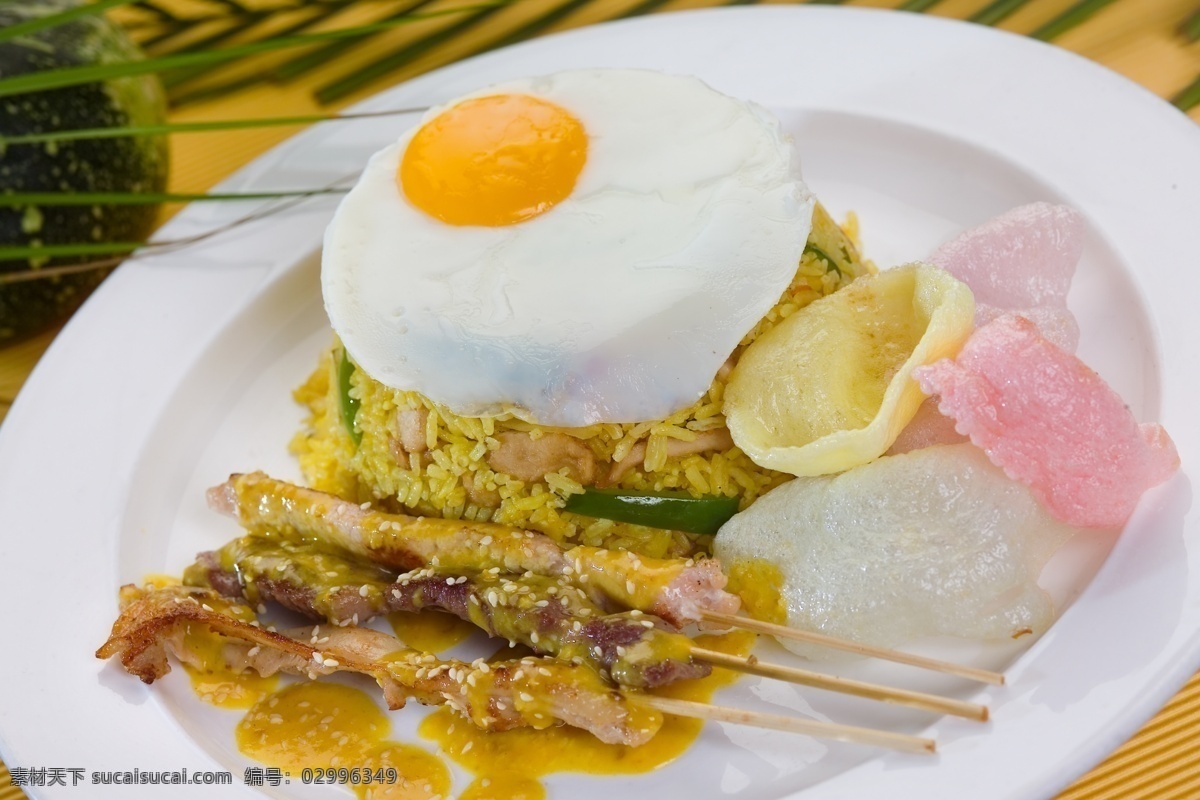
[3,0,1200,797]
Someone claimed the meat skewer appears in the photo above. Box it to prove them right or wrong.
[208,473,1002,688]
[188,537,709,689]
[96,584,937,754]
[189,537,988,720]
[98,583,659,745]
[206,472,738,626]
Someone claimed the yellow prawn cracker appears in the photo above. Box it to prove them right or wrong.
[724,263,974,476]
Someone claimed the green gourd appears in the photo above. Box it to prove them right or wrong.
[0,0,167,343]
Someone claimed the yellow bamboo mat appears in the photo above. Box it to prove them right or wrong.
[3,0,1200,797]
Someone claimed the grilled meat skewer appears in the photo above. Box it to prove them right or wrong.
[207,472,738,626]
[97,584,661,746]
[188,536,710,688]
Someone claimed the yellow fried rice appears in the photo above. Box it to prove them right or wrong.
[291,204,872,559]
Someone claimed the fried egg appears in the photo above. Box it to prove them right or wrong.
[322,69,813,426]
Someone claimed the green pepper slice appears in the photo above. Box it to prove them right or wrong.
[337,348,362,446]
[563,488,740,535]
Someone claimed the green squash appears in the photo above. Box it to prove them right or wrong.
[0,0,168,343]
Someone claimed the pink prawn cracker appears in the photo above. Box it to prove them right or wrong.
[914,315,1178,529]
[930,201,1084,352]
[892,203,1087,456]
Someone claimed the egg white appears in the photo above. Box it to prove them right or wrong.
[322,69,814,426]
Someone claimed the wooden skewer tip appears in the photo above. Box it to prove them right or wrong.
[700,611,1006,687]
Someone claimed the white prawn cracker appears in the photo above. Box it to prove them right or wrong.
[713,444,1080,657]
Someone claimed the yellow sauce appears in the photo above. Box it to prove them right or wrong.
[170,587,280,709]
[387,610,476,653]
[459,774,545,800]
[354,742,450,800]
[726,559,788,624]
[238,683,389,770]
[185,664,278,709]
[419,630,757,793]
[236,682,449,799]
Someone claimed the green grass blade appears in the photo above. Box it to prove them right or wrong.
[1184,8,1200,41]
[480,0,598,52]
[0,189,347,207]
[135,20,193,52]
[0,242,144,261]
[161,12,268,58]
[1173,73,1200,112]
[1031,0,1118,40]
[314,3,508,104]
[969,0,1031,25]
[0,3,503,100]
[898,0,944,11]
[617,0,674,20]
[159,15,274,90]
[167,71,272,106]
[164,2,352,99]
[0,108,425,146]
[0,0,142,44]
[133,0,181,22]
[271,0,435,83]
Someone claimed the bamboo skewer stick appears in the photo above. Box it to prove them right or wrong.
[629,695,937,755]
[691,648,988,722]
[700,611,1005,687]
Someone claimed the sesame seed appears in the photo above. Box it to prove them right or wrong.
[480,535,493,546]
[530,632,539,644]
[461,742,474,754]
[630,609,643,617]
[538,667,551,677]
[323,658,340,667]
[446,577,455,586]
[519,692,534,703]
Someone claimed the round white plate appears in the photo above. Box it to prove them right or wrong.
[1,6,1197,799]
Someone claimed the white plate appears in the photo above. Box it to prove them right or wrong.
[1,6,1198,799]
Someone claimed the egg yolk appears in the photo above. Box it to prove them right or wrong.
[399,94,587,227]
